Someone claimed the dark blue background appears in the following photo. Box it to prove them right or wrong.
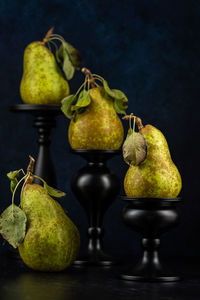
[0,0,199,257]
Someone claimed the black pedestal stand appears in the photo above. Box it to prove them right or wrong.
[10,104,62,187]
[70,149,121,266]
[120,197,181,282]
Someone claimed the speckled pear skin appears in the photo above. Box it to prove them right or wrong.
[18,184,80,272]
[20,41,70,104]
[124,125,182,198]
[68,87,124,149]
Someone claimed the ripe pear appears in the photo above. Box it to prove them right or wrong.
[124,124,182,198]
[20,41,70,104]
[18,183,80,271]
[68,87,124,149]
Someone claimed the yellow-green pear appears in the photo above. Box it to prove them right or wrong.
[68,87,124,149]
[18,183,80,271]
[124,120,182,198]
[20,27,82,104]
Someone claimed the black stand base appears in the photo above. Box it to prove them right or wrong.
[74,250,115,266]
[120,197,181,282]
[71,150,121,266]
[120,239,180,282]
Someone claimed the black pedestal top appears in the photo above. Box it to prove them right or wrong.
[9,104,61,113]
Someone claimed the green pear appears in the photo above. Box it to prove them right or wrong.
[18,183,80,271]
[68,87,124,149]
[124,124,182,198]
[20,41,70,104]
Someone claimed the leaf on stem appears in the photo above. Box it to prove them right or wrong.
[103,80,128,115]
[7,170,21,180]
[61,94,77,119]
[123,130,147,166]
[71,89,91,111]
[7,170,23,194]
[0,205,27,248]
[43,182,66,198]
[56,41,81,80]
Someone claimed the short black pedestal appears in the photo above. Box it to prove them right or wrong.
[120,197,181,282]
[70,149,121,266]
[10,104,62,187]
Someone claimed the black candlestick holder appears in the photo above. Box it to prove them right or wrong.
[9,104,62,187]
[70,149,121,266]
[120,197,181,282]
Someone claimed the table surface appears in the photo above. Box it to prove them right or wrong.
[0,250,200,300]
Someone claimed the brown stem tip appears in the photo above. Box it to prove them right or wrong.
[122,114,144,131]
[42,26,54,44]
[81,67,96,88]
[27,155,35,174]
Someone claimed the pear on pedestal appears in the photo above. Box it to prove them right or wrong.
[20,27,81,104]
[62,68,128,149]
[123,116,182,198]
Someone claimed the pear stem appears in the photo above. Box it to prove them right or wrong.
[122,114,144,131]
[26,156,35,184]
[42,26,54,45]
[81,67,96,88]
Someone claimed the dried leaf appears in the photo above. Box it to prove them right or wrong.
[43,182,66,198]
[61,94,77,119]
[123,131,147,166]
[0,205,27,248]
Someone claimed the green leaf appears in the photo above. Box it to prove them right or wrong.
[114,98,128,115]
[0,205,27,248]
[7,170,21,180]
[71,89,91,111]
[10,178,18,194]
[62,41,82,69]
[61,94,77,119]
[43,182,66,198]
[56,44,63,64]
[63,53,75,80]
[56,41,81,80]
[103,81,128,114]
[123,131,147,166]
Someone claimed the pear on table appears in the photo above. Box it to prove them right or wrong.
[0,156,80,272]
[62,67,128,149]
[123,115,182,198]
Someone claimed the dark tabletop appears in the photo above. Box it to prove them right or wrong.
[0,249,200,300]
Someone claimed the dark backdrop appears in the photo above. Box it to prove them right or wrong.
[0,0,199,258]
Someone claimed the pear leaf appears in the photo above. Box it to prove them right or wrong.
[62,41,82,70]
[7,170,22,194]
[123,131,147,166]
[56,41,81,80]
[71,89,91,111]
[114,97,128,115]
[61,94,77,119]
[43,182,66,198]
[10,178,18,194]
[63,53,75,80]
[0,205,27,248]
[103,81,128,114]
[7,170,21,180]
